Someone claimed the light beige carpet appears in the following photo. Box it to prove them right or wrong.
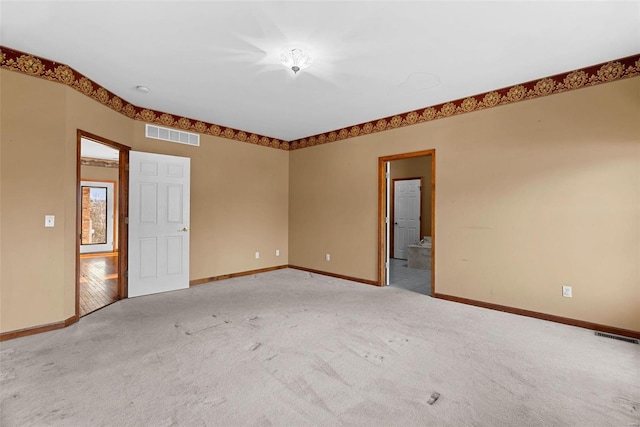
[1,268,638,426]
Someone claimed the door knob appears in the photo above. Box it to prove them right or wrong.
[180,227,189,232]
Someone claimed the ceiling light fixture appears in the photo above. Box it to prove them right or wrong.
[280,48,312,74]
[136,85,150,93]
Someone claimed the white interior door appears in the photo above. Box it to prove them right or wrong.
[393,179,421,259]
[385,162,391,286]
[129,151,190,298]
[80,181,115,254]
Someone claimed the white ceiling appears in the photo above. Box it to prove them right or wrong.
[2,1,639,142]
[81,138,119,160]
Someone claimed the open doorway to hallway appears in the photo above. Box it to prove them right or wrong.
[79,138,120,316]
[77,131,129,317]
[378,150,435,296]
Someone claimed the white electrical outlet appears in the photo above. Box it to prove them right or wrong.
[44,215,55,227]
[255,252,260,259]
[276,249,280,256]
[562,285,572,298]
[326,254,330,261]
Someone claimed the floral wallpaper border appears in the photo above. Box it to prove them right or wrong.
[0,46,287,150]
[288,55,640,150]
[1,46,638,151]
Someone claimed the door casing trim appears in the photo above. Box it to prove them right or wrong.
[77,130,130,318]
[378,150,435,292]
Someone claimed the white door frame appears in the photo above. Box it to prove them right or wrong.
[385,162,391,287]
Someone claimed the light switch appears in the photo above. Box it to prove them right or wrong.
[45,215,55,227]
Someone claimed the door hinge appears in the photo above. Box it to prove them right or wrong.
[124,217,129,224]
[125,164,130,171]
[385,261,389,270]
[385,172,390,179]
[385,217,389,224]
[124,271,128,278]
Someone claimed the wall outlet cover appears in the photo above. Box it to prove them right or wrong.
[562,285,572,298]
[255,252,260,259]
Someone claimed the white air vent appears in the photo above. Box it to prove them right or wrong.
[145,124,200,147]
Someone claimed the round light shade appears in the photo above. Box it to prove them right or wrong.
[280,49,312,74]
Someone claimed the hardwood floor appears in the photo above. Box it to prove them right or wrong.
[79,252,119,317]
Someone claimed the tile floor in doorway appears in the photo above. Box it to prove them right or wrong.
[388,258,431,295]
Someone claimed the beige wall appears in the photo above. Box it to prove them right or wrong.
[1,69,289,333]
[390,156,432,239]
[130,122,289,281]
[1,71,69,331]
[289,77,640,331]
[2,67,638,335]
[81,164,119,182]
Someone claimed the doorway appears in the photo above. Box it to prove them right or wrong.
[76,131,129,317]
[378,150,435,295]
